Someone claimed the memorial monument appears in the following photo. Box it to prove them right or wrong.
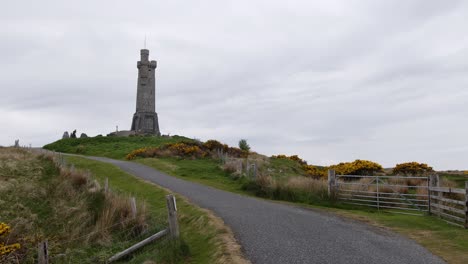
[131,49,160,135]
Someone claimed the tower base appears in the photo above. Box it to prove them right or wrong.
[131,112,160,135]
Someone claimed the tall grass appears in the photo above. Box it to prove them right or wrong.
[242,174,329,204]
[0,148,150,263]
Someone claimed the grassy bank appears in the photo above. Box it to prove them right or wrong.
[0,148,158,263]
[65,155,247,264]
[0,148,246,263]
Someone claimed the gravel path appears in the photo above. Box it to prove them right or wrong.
[89,156,445,264]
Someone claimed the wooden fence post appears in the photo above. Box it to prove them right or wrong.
[166,194,179,238]
[376,175,380,210]
[429,174,440,216]
[37,240,48,264]
[252,163,257,179]
[464,181,468,229]
[328,169,336,198]
[104,177,109,193]
[130,197,137,219]
[428,175,432,215]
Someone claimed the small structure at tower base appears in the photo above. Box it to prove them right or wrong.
[131,112,160,135]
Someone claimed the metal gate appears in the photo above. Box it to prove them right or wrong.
[335,175,429,215]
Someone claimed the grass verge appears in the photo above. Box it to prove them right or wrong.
[0,148,156,263]
[65,155,248,264]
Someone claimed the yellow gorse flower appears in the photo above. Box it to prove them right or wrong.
[0,223,10,237]
[0,223,21,256]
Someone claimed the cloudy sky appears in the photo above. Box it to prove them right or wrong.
[1,1,467,170]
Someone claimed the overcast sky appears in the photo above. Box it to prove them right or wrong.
[1,1,467,170]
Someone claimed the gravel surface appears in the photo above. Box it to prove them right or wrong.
[89,156,445,264]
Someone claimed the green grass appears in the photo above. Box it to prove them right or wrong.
[66,156,237,264]
[264,157,306,179]
[44,135,194,159]
[42,136,468,263]
[137,157,247,194]
[439,172,468,188]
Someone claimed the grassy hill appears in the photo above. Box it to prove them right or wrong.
[43,135,194,159]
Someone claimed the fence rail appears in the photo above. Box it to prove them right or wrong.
[328,170,468,228]
[428,174,467,228]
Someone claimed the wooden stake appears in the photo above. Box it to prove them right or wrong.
[252,163,257,179]
[166,194,179,238]
[104,177,109,193]
[130,197,137,219]
[328,170,336,198]
[37,240,48,264]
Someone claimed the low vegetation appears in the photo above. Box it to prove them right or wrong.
[393,162,434,176]
[65,155,247,264]
[43,136,468,263]
[0,147,246,263]
[43,135,193,159]
[0,148,154,263]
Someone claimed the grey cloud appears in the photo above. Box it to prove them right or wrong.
[1,1,467,169]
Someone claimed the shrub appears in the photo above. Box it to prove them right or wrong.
[0,223,21,256]
[393,162,434,176]
[238,139,250,152]
[0,223,21,257]
[303,165,327,179]
[271,154,307,165]
[329,160,383,176]
[203,140,226,151]
[126,140,247,160]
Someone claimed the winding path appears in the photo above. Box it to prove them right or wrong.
[89,156,444,264]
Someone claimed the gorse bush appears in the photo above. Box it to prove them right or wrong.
[271,154,307,165]
[0,223,21,260]
[126,140,247,160]
[329,160,383,176]
[393,162,434,176]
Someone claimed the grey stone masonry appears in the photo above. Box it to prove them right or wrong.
[131,49,160,135]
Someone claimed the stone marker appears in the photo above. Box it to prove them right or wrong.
[80,133,88,138]
[131,49,160,135]
[62,131,69,139]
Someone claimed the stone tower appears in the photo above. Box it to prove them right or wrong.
[131,49,160,135]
